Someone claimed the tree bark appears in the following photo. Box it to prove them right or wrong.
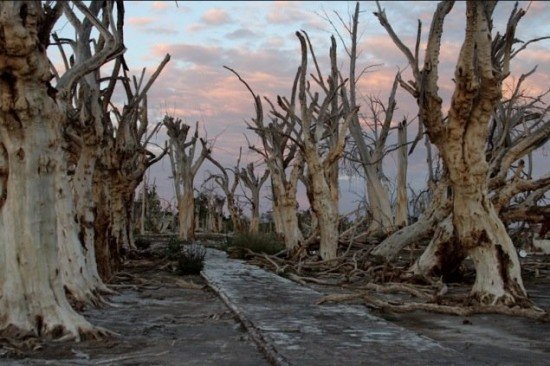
[410,215,464,281]
[272,176,303,250]
[92,162,117,281]
[395,119,408,228]
[0,2,97,338]
[372,177,451,260]
[178,175,195,241]
[376,1,529,304]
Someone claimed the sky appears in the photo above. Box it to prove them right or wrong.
[51,1,550,216]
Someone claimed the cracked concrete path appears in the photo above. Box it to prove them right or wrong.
[202,249,483,366]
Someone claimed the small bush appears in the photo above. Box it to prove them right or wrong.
[135,237,152,250]
[164,236,185,259]
[226,232,284,258]
[177,243,206,275]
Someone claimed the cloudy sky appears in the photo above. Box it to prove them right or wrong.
[52,1,550,215]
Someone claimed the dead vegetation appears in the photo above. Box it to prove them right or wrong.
[238,240,550,321]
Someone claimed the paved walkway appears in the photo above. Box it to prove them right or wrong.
[202,249,482,366]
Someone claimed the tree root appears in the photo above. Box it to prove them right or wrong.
[239,244,550,321]
[317,291,549,321]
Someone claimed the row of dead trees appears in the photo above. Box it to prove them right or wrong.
[0,0,548,341]
[0,1,170,339]
[201,1,548,309]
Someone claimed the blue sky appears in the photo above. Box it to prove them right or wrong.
[50,1,550,215]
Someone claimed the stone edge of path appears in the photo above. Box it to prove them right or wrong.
[202,267,289,366]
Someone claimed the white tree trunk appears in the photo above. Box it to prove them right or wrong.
[0,2,102,339]
[111,188,129,251]
[271,174,302,250]
[249,187,261,234]
[57,168,108,306]
[376,1,530,304]
[0,126,98,339]
[453,184,525,304]
[178,179,195,241]
[410,215,464,280]
[309,170,339,260]
[227,195,244,233]
[365,169,394,236]
[278,198,303,251]
[72,146,111,293]
[372,179,451,260]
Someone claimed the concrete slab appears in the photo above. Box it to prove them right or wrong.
[202,249,481,366]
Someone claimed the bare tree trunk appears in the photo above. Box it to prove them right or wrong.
[206,152,245,234]
[273,179,303,250]
[410,215,464,280]
[287,33,356,260]
[375,1,529,303]
[453,182,525,303]
[341,3,397,237]
[238,163,269,234]
[395,119,408,228]
[0,2,98,338]
[141,176,146,235]
[71,146,109,291]
[365,168,394,236]
[57,167,108,306]
[308,166,340,259]
[372,178,451,260]
[225,66,304,251]
[165,117,209,242]
[93,166,116,281]
[179,177,195,241]
[228,195,244,233]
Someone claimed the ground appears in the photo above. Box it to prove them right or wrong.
[344,281,550,365]
[1,234,548,365]
[0,258,267,366]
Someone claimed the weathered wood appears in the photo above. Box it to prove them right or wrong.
[165,117,210,241]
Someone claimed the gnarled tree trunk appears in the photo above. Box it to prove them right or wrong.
[0,2,99,339]
[376,1,529,303]
[165,117,210,242]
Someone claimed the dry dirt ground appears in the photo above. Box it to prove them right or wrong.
[0,258,268,366]
[336,281,550,365]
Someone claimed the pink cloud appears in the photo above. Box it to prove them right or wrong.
[186,23,206,33]
[201,8,232,25]
[265,1,325,30]
[144,27,179,35]
[151,2,169,11]
[226,28,257,40]
[128,17,155,27]
[151,2,190,13]
[266,2,304,24]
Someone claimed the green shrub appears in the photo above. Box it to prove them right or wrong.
[177,243,206,275]
[135,237,152,250]
[164,236,186,259]
[226,232,284,258]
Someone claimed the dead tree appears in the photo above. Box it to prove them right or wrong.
[199,189,225,233]
[52,0,125,305]
[272,32,358,260]
[0,1,118,340]
[225,67,304,251]
[326,2,402,238]
[206,149,245,233]
[94,55,169,280]
[395,118,409,227]
[238,163,270,233]
[374,1,548,304]
[165,117,211,241]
